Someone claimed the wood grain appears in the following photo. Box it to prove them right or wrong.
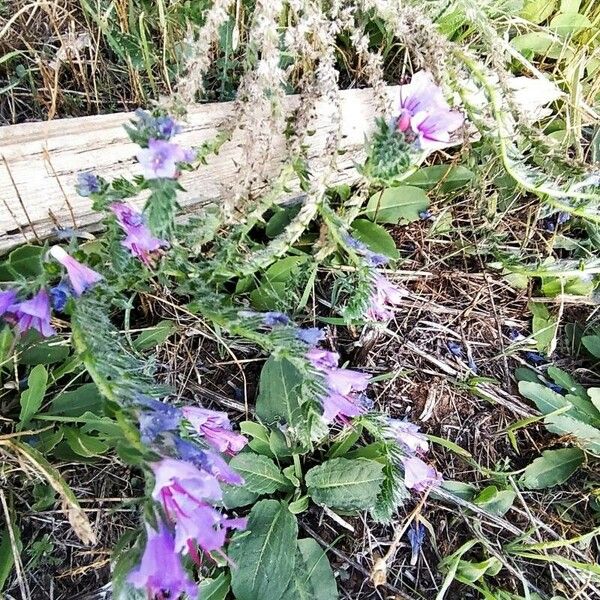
[0,87,397,253]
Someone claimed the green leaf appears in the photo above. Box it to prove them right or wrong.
[50,383,104,417]
[474,486,515,517]
[365,186,429,224]
[221,484,260,509]
[350,219,399,259]
[133,320,176,350]
[240,421,274,457]
[63,427,109,458]
[546,367,586,398]
[18,337,70,366]
[529,302,558,355]
[520,448,584,489]
[0,326,14,365]
[229,500,298,600]
[511,32,567,59]
[0,245,44,281]
[200,573,231,600]
[19,364,48,426]
[0,521,20,592]
[404,165,474,192]
[305,458,385,511]
[550,12,592,36]
[266,206,301,238]
[228,453,293,494]
[256,356,305,433]
[281,538,339,600]
[521,0,558,23]
[582,335,600,358]
[288,496,309,514]
[544,415,600,454]
[588,388,600,413]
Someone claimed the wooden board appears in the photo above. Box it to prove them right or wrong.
[0,87,397,253]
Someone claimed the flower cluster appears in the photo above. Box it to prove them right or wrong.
[110,203,168,266]
[386,419,442,492]
[0,247,102,338]
[307,348,372,423]
[394,70,464,152]
[127,398,248,598]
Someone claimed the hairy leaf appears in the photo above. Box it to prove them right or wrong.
[228,453,293,494]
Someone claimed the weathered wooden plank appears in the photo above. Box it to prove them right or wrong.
[0,87,396,253]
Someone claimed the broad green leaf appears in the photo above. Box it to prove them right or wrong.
[256,356,305,432]
[281,538,339,600]
[474,486,515,517]
[133,320,176,350]
[550,12,592,36]
[250,281,287,310]
[229,500,298,600]
[521,0,558,23]
[264,256,309,283]
[544,415,600,455]
[529,302,557,355]
[588,388,600,413]
[582,335,600,358]
[36,429,64,454]
[365,186,429,224]
[240,421,274,457]
[305,457,385,511]
[0,245,44,281]
[266,205,301,238]
[288,496,309,514]
[200,573,231,600]
[50,383,104,417]
[404,165,474,192]
[546,366,586,398]
[228,453,293,494]
[350,219,399,259]
[440,480,477,501]
[221,484,260,509]
[63,427,109,458]
[515,367,540,384]
[511,32,567,59]
[560,0,580,11]
[19,364,48,426]
[520,448,584,489]
[328,425,363,459]
[18,336,70,365]
[518,381,571,415]
[456,557,502,583]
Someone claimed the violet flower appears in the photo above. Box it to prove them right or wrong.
[182,406,247,454]
[9,289,55,337]
[262,312,292,327]
[343,234,389,267]
[402,456,442,492]
[407,522,426,565]
[175,439,244,486]
[48,246,102,296]
[387,419,429,454]
[366,274,406,321]
[151,459,246,556]
[307,348,371,422]
[137,139,195,179]
[49,283,71,312]
[110,202,169,266]
[76,172,100,197]
[296,327,325,346]
[0,290,17,316]
[395,70,463,152]
[136,397,182,444]
[127,522,197,599]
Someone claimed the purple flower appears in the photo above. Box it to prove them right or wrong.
[296,327,325,346]
[49,283,71,312]
[343,234,389,267]
[110,203,169,266]
[307,348,371,423]
[182,406,247,454]
[525,351,546,365]
[366,274,406,321]
[137,139,194,179]
[446,341,463,357]
[387,419,429,454]
[402,456,442,492]
[151,459,245,555]
[407,522,425,565]
[175,439,244,486]
[127,522,197,599]
[395,71,463,152]
[136,397,182,444]
[48,246,102,296]
[419,210,433,220]
[155,116,182,140]
[75,172,100,197]
[262,312,292,327]
[0,290,18,316]
[8,290,55,337]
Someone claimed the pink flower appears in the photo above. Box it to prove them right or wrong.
[8,289,55,337]
[151,459,246,556]
[307,348,371,423]
[127,522,197,599]
[48,246,102,296]
[182,406,247,454]
[396,71,463,152]
[137,139,194,179]
[387,419,429,454]
[402,456,442,492]
[110,202,168,266]
[366,274,406,321]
